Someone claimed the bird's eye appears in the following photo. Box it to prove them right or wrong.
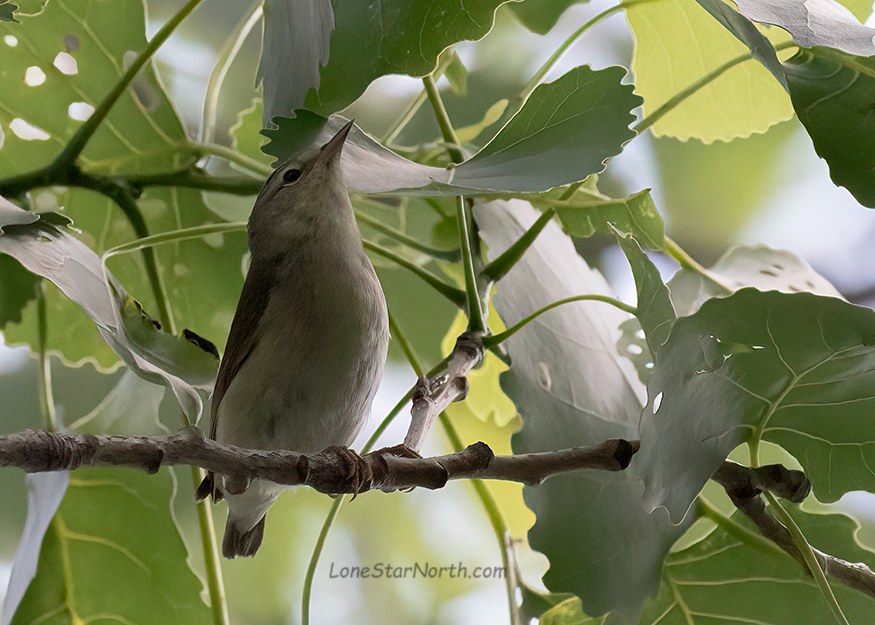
[283,168,303,184]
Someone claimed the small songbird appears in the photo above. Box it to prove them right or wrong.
[197,121,389,558]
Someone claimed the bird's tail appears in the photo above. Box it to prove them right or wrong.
[222,516,266,558]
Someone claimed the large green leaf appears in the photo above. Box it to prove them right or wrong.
[508,0,584,35]
[10,467,212,625]
[267,66,640,195]
[626,0,793,141]
[305,0,510,114]
[0,0,196,176]
[783,49,875,208]
[475,199,688,622]
[636,506,875,624]
[635,289,875,525]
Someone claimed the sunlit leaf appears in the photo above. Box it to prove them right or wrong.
[783,48,875,207]
[475,199,688,622]
[10,468,212,625]
[635,289,875,524]
[626,0,793,141]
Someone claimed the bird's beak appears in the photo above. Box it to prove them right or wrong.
[318,120,354,165]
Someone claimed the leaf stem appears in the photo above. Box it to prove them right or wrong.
[193,143,272,178]
[422,74,465,163]
[763,492,850,625]
[483,294,637,348]
[457,197,486,333]
[53,0,205,168]
[634,41,797,135]
[36,282,58,433]
[301,496,344,625]
[354,207,460,261]
[482,208,555,283]
[663,235,732,294]
[695,497,789,559]
[363,241,466,308]
[193,469,229,625]
[200,2,263,144]
[103,223,247,257]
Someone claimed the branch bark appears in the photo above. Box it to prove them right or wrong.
[712,460,875,600]
[0,428,637,493]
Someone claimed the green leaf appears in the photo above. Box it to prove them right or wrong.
[635,289,875,525]
[508,0,583,35]
[526,187,664,250]
[230,96,272,166]
[0,1,18,22]
[783,49,875,207]
[476,199,688,621]
[0,253,39,327]
[667,243,843,317]
[626,0,793,141]
[0,0,196,176]
[267,66,641,195]
[11,468,212,625]
[305,0,509,114]
[641,506,875,624]
[737,0,875,56]
[539,596,605,625]
[442,50,468,96]
[615,231,676,357]
[455,99,508,144]
[0,198,219,419]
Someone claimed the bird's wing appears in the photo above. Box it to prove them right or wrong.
[209,258,279,438]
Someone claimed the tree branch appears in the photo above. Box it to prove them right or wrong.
[712,461,875,600]
[0,428,636,493]
[404,331,484,452]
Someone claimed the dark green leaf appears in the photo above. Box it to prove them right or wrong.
[615,231,676,356]
[0,254,39,327]
[11,468,212,625]
[784,49,875,207]
[508,0,583,35]
[635,289,875,524]
[641,506,875,624]
[476,199,688,621]
[0,1,18,22]
[305,0,509,114]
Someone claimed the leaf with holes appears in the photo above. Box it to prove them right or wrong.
[0,0,196,176]
[0,1,18,22]
[667,244,843,317]
[10,468,212,625]
[475,199,689,622]
[635,288,875,524]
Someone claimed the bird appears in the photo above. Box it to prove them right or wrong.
[196,121,389,558]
